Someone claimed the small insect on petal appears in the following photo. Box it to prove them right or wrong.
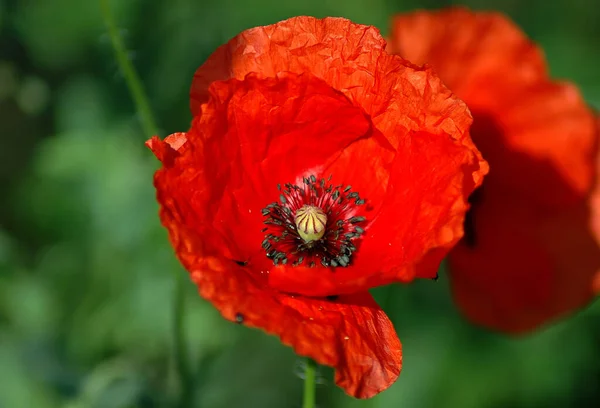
[235,313,244,324]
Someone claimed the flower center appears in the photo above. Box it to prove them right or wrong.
[261,175,366,268]
[294,205,327,242]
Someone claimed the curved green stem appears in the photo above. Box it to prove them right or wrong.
[302,358,317,408]
[100,1,191,405]
[99,0,159,137]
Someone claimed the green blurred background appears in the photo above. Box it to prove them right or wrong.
[1,0,599,407]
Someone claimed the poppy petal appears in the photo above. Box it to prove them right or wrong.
[198,263,402,398]
[190,17,387,115]
[389,7,546,94]
[146,132,188,165]
[390,7,596,207]
[449,185,600,333]
[483,82,596,206]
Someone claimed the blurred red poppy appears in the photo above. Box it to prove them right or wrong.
[148,16,487,397]
[390,7,599,333]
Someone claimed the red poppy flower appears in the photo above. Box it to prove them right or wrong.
[148,16,487,398]
[389,7,599,333]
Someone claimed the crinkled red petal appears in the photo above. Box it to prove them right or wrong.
[191,260,402,398]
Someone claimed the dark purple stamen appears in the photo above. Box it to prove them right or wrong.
[260,175,367,268]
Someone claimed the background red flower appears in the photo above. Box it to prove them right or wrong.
[390,7,599,333]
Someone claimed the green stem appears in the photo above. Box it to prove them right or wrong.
[99,1,191,405]
[99,0,159,137]
[302,358,317,408]
[174,273,193,407]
